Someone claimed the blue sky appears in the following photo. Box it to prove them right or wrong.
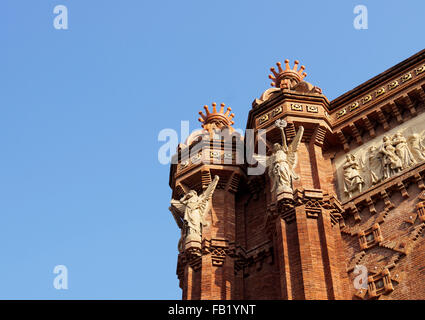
[0,0,424,299]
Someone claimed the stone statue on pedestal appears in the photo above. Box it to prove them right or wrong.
[254,120,304,194]
[169,176,219,251]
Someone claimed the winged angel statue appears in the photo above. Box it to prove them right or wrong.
[169,176,219,252]
[254,120,304,193]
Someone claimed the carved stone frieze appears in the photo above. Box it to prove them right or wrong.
[336,112,425,202]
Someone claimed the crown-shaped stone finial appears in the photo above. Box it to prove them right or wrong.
[198,102,235,135]
[268,59,307,89]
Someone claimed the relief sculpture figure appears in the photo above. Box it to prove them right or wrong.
[364,145,383,186]
[343,154,365,198]
[408,133,425,162]
[342,130,425,200]
[380,135,403,179]
[392,131,416,169]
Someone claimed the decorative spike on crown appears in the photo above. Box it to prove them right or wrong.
[198,102,235,135]
[268,59,307,89]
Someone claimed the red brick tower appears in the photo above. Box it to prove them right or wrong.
[169,103,243,299]
[242,60,351,299]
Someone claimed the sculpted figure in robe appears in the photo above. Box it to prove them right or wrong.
[408,133,425,162]
[343,153,365,198]
[380,135,402,179]
[392,131,416,169]
[364,145,383,186]
[169,176,219,251]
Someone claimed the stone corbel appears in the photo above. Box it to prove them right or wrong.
[336,130,350,152]
[396,182,409,199]
[349,123,363,145]
[347,202,361,222]
[414,173,425,190]
[311,125,327,147]
[362,116,376,138]
[389,102,404,124]
[400,94,417,117]
[380,190,395,210]
[365,197,377,215]
[375,109,390,131]
[413,87,425,105]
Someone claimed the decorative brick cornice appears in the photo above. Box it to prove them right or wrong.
[330,78,425,158]
[175,241,273,278]
[331,48,425,111]
[265,189,344,238]
[333,66,425,123]
[176,238,238,274]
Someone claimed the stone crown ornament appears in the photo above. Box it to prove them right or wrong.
[269,59,307,89]
[253,59,323,107]
[198,102,235,135]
